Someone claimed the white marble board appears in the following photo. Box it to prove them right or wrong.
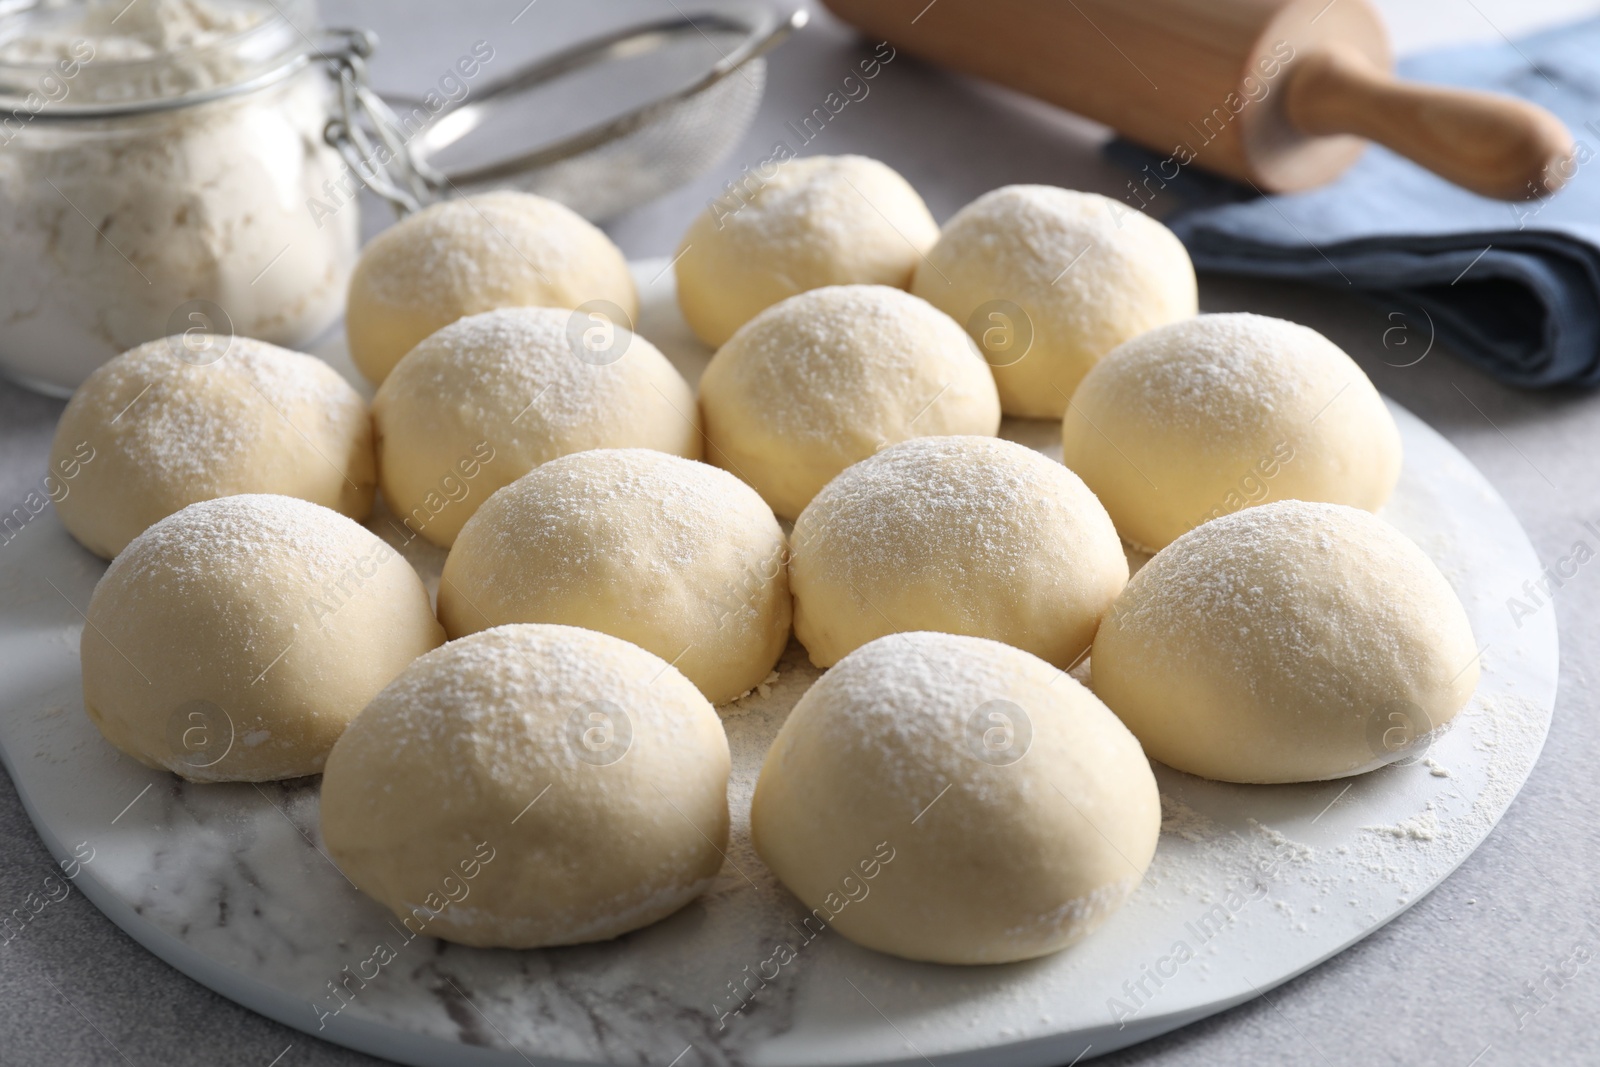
[0,261,1559,1066]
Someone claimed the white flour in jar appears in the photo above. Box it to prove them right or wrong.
[0,0,263,70]
[0,0,357,394]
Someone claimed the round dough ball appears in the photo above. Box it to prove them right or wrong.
[321,623,731,948]
[373,307,700,548]
[791,436,1125,669]
[752,631,1158,964]
[49,335,374,559]
[439,449,789,704]
[1062,313,1402,552]
[81,495,444,782]
[698,285,1000,519]
[1092,501,1478,784]
[912,185,1196,418]
[675,155,939,347]
[346,190,637,385]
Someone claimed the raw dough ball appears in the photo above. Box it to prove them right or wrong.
[346,190,637,384]
[912,185,1196,418]
[791,436,1125,669]
[321,624,731,948]
[49,335,374,559]
[698,285,1001,519]
[675,155,939,347]
[373,307,699,548]
[751,631,1158,964]
[1062,313,1402,551]
[1092,501,1478,784]
[81,495,444,782]
[439,449,789,705]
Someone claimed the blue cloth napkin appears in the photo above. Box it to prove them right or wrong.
[1143,17,1600,388]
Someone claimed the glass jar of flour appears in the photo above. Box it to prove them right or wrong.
[0,0,358,395]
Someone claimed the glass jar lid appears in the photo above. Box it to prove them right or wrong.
[0,0,315,115]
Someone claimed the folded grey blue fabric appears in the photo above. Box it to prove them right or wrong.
[1140,17,1600,388]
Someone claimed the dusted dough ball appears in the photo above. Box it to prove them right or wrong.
[321,624,731,948]
[373,307,699,548]
[81,495,444,782]
[698,285,1000,519]
[792,436,1125,669]
[1062,313,1401,552]
[1092,501,1478,784]
[752,631,1158,964]
[912,185,1196,418]
[49,335,374,559]
[675,155,939,347]
[439,449,789,705]
[346,190,637,384]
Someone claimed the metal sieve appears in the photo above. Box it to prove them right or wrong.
[324,3,806,221]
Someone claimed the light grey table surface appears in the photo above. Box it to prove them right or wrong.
[3,1,1599,1064]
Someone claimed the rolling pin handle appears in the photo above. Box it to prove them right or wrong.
[1283,44,1575,201]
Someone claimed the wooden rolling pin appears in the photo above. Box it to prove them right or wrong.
[822,0,1574,200]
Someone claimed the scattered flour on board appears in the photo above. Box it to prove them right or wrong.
[1160,793,1217,844]
[1364,803,1440,841]
[1330,690,1547,910]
